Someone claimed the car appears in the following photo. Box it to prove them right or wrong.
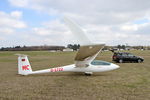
[112,52,144,63]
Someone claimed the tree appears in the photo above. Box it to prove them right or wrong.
[122,45,126,50]
[15,46,21,48]
[117,45,121,50]
[67,44,80,51]
[0,47,4,51]
[67,44,73,49]
[72,44,78,51]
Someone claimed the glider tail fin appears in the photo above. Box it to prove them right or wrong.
[16,54,32,75]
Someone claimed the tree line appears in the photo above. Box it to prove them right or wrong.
[0,44,150,51]
[0,45,65,51]
[67,44,80,51]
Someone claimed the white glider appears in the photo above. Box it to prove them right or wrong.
[16,18,119,76]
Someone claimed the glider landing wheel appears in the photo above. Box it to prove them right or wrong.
[84,72,93,76]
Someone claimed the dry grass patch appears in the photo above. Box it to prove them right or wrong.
[0,50,150,100]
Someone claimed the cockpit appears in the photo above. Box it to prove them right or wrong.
[91,60,111,65]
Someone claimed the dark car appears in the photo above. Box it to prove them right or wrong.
[112,52,144,63]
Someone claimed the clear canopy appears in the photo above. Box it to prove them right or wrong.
[91,60,111,65]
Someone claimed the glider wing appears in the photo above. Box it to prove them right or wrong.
[75,44,105,67]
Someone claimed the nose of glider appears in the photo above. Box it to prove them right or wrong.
[111,63,120,70]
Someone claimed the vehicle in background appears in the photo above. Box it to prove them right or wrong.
[112,52,144,63]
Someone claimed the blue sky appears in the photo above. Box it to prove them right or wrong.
[0,0,150,47]
[0,1,55,27]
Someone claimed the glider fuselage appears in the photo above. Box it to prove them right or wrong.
[29,62,119,75]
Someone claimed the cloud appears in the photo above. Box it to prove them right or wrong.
[0,28,14,34]
[8,0,150,24]
[33,19,68,36]
[7,0,150,46]
[8,0,28,7]
[134,23,150,34]
[10,11,22,19]
[0,11,26,35]
[121,24,139,31]
[31,19,75,45]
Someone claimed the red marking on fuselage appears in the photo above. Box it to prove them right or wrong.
[50,67,63,72]
[22,59,25,61]
[22,65,29,70]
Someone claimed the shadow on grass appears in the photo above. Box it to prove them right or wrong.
[16,72,111,77]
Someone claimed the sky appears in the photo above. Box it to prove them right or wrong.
[0,0,150,47]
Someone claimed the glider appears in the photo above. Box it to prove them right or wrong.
[16,17,119,76]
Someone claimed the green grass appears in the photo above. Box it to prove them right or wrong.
[0,50,150,100]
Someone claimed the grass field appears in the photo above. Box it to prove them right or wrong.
[0,50,150,100]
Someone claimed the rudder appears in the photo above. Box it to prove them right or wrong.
[16,54,32,75]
